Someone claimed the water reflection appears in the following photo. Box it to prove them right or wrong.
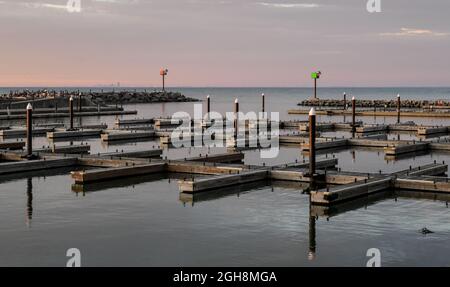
[26,177,33,228]
[72,173,168,194]
[179,181,270,205]
[308,212,316,261]
[384,150,430,162]
[311,191,394,219]
[0,167,78,184]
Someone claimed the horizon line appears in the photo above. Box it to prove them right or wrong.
[1,86,450,89]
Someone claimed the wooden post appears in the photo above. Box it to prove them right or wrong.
[78,92,82,112]
[55,92,58,113]
[69,96,74,130]
[397,94,401,124]
[26,103,33,157]
[309,108,316,176]
[343,92,347,110]
[262,93,265,113]
[234,98,239,146]
[352,96,356,136]
[206,95,210,114]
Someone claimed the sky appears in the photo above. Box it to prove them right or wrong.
[0,0,449,87]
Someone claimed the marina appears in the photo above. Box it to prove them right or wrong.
[1,88,450,267]
[1,0,449,270]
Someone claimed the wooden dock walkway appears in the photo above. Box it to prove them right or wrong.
[35,144,91,154]
[47,129,104,139]
[311,163,448,205]
[0,142,25,150]
[101,130,156,141]
[0,127,54,137]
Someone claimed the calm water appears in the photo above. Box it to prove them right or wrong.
[1,87,450,266]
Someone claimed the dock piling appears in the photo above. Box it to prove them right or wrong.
[397,94,401,124]
[352,96,356,136]
[26,103,33,157]
[78,92,82,112]
[234,98,239,146]
[69,96,74,130]
[309,108,316,177]
[262,93,265,113]
[343,92,347,110]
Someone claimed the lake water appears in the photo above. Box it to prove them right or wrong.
[1,87,450,266]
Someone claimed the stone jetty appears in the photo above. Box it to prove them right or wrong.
[89,91,199,105]
[0,90,199,109]
[299,98,450,109]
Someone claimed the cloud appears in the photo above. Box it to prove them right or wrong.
[380,28,449,37]
[257,2,319,8]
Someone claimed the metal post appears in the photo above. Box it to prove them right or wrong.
[26,103,33,157]
[234,98,239,146]
[343,92,347,110]
[55,92,59,113]
[78,92,82,112]
[314,78,317,99]
[162,74,165,92]
[262,93,265,113]
[352,96,356,136]
[397,94,401,124]
[309,108,316,177]
[69,96,74,130]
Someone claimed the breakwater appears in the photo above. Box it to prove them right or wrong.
[0,90,199,109]
[299,98,450,108]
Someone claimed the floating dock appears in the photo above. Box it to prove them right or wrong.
[101,130,156,141]
[0,127,54,137]
[311,163,448,205]
[0,142,25,150]
[47,129,104,139]
[288,109,450,118]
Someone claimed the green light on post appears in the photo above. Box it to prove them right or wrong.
[311,71,321,79]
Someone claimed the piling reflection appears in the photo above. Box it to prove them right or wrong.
[25,177,33,228]
[308,207,316,261]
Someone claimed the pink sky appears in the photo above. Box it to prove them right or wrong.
[1,0,449,87]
